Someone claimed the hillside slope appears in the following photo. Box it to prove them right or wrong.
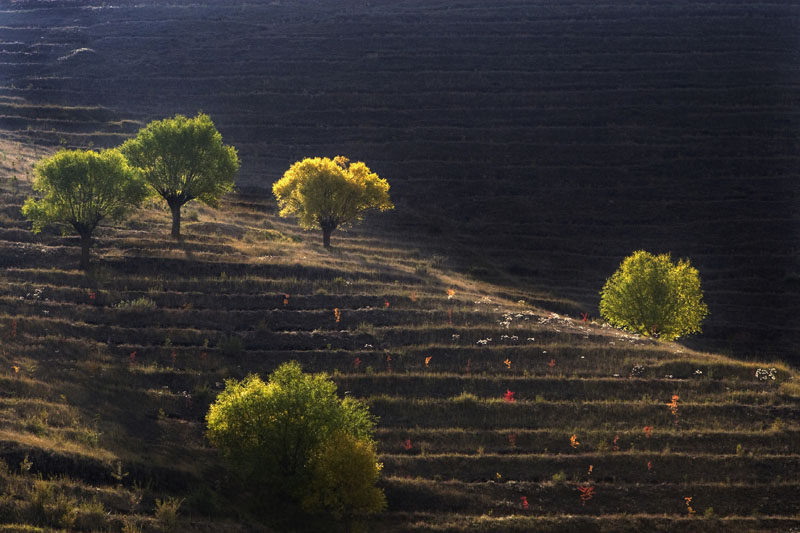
[0,145,798,530]
[0,0,798,361]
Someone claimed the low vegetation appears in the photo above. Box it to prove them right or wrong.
[0,161,797,530]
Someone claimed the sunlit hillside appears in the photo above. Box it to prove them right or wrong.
[0,141,798,530]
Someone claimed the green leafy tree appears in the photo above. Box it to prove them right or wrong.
[272,156,393,248]
[302,431,387,531]
[21,149,147,270]
[599,250,709,340]
[205,362,378,508]
[120,113,239,239]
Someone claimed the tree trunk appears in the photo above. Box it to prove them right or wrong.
[169,201,182,239]
[79,232,92,271]
[322,225,333,248]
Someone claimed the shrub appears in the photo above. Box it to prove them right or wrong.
[205,362,379,511]
[75,498,107,531]
[154,496,183,532]
[302,431,386,527]
[216,334,245,356]
[599,250,708,340]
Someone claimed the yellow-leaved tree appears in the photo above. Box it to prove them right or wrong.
[272,156,393,248]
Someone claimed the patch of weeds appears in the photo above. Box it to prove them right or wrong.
[75,498,107,531]
[122,515,144,533]
[355,322,375,336]
[155,496,184,532]
[26,480,77,528]
[217,334,245,356]
[450,391,480,404]
[23,409,49,437]
[114,297,157,311]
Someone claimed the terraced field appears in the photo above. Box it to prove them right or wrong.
[0,162,798,530]
[0,0,798,363]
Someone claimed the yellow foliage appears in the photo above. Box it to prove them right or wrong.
[272,156,393,247]
[302,431,386,521]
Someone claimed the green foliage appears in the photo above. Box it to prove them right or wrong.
[302,431,386,523]
[21,148,148,268]
[22,148,145,234]
[154,496,183,532]
[114,296,157,310]
[121,113,239,238]
[272,156,393,247]
[216,333,245,356]
[599,250,709,341]
[205,362,377,503]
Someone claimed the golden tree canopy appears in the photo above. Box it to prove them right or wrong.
[272,156,393,247]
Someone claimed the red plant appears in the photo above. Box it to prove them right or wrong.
[580,312,588,323]
[613,434,620,451]
[384,299,390,308]
[587,464,593,476]
[354,357,362,369]
[647,460,653,471]
[507,433,517,448]
[424,356,432,367]
[570,434,580,449]
[334,308,341,323]
[503,389,515,403]
[520,496,528,510]
[403,438,412,451]
[386,354,392,372]
[668,394,680,426]
[684,496,696,516]
[643,425,653,439]
[577,485,595,506]
[504,358,511,369]
[88,290,96,300]
[129,351,136,364]
[283,293,289,305]
[549,359,556,368]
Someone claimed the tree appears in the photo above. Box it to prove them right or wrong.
[205,362,379,508]
[272,156,393,248]
[120,113,239,239]
[302,431,386,531]
[21,149,147,270]
[599,250,709,340]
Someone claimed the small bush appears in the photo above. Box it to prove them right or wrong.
[217,334,245,356]
[302,431,386,524]
[154,496,183,532]
[75,498,107,531]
